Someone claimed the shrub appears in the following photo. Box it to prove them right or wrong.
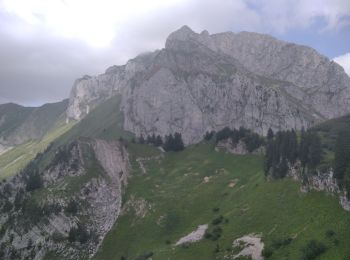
[300,240,327,260]
[25,172,43,191]
[262,247,273,258]
[325,229,335,238]
[212,215,224,225]
[205,227,223,241]
[68,223,89,244]
[65,200,78,215]
[212,207,220,213]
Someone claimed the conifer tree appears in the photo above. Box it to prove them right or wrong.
[139,134,145,144]
[155,135,163,147]
[267,128,274,140]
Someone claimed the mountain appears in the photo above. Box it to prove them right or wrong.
[66,26,350,144]
[2,26,350,259]
[0,100,69,149]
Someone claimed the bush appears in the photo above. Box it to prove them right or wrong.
[204,131,215,141]
[68,223,89,244]
[205,227,223,241]
[325,229,335,238]
[212,207,220,213]
[25,172,43,191]
[212,215,224,225]
[300,240,327,260]
[262,247,273,258]
[2,199,13,212]
[65,200,78,215]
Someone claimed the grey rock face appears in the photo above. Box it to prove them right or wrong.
[287,163,350,211]
[66,26,350,144]
[0,138,130,259]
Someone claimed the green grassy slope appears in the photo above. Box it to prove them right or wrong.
[0,99,68,142]
[95,143,350,260]
[0,120,74,180]
[0,96,130,180]
[53,95,132,148]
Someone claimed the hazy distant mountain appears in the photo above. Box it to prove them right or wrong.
[0,100,68,148]
[66,25,350,143]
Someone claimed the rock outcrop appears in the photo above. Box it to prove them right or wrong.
[0,138,130,259]
[66,26,350,144]
[288,163,350,211]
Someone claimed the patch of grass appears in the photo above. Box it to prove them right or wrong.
[94,143,350,260]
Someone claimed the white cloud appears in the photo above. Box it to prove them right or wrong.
[334,53,350,76]
[2,0,349,48]
[0,0,349,104]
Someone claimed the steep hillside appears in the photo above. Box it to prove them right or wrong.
[1,93,350,259]
[0,137,130,259]
[95,143,350,260]
[66,26,350,144]
[0,121,74,180]
[0,96,129,181]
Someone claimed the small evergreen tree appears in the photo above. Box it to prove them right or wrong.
[139,134,145,144]
[154,135,163,147]
[65,200,78,215]
[163,134,174,151]
[173,132,185,151]
[267,128,274,140]
[26,171,43,192]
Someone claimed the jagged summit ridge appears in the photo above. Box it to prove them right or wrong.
[66,26,350,144]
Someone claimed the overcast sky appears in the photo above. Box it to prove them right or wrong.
[0,0,350,106]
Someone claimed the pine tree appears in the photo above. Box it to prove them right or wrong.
[299,130,309,167]
[151,133,156,144]
[267,128,274,140]
[154,135,163,147]
[334,131,350,183]
[173,132,185,151]
[163,134,174,151]
[163,133,184,151]
[146,135,152,144]
[139,134,145,144]
[308,133,322,168]
[343,166,350,199]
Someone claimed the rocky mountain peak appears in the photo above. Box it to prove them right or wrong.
[65,26,350,144]
[165,25,198,49]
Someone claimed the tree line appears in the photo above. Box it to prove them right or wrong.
[205,126,265,152]
[334,130,350,198]
[264,128,322,178]
[134,132,185,152]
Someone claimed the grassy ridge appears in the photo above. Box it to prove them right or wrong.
[0,96,130,180]
[54,95,132,149]
[95,143,350,260]
[0,121,74,180]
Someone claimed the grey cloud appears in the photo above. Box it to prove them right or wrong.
[0,0,349,105]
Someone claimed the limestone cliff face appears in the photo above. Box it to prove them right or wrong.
[66,26,350,144]
[288,164,350,212]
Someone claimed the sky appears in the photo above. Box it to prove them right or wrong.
[0,0,350,106]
